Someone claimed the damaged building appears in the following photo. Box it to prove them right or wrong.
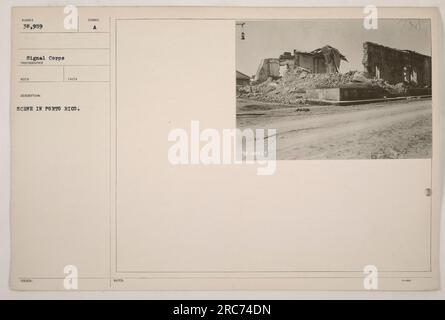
[254,45,348,83]
[362,42,431,87]
[281,46,348,74]
[236,70,251,86]
[254,58,280,83]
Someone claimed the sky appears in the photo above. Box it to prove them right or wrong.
[236,19,431,77]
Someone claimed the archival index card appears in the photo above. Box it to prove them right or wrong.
[10,6,442,291]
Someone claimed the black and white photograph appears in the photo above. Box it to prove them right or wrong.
[236,19,432,160]
[2,2,444,300]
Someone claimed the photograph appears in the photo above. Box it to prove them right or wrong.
[2,2,443,302]
[236,19,432,160]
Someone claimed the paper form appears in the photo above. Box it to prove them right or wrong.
[9,6,441,291]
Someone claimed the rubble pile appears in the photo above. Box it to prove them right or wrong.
[237,67,408,105]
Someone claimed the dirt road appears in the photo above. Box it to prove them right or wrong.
[236,98,432,159]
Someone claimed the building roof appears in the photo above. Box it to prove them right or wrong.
[364,41,431,58]
[236,70,251,80]
[283,45,348,62]
[309,45,348,62]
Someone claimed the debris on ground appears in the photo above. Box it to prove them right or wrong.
[237,67,412,105]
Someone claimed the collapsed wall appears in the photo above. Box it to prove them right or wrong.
[239,42,432,105]
[362,42,431,87]
[255,46,348,84]
[237,67,417,105]
[255,58,280,83]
